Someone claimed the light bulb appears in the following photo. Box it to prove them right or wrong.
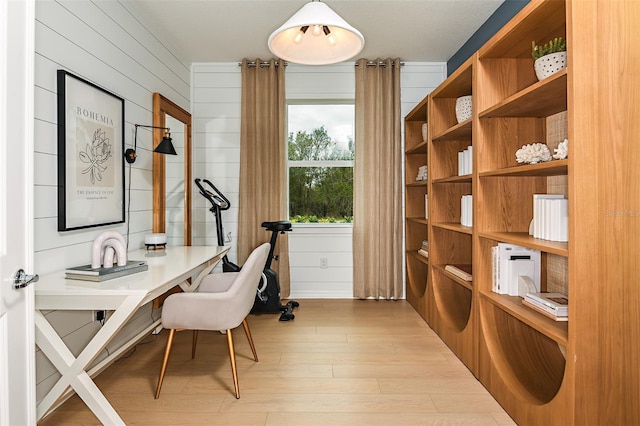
[327,34,336,46]
[295,25,309,44]
[312,25,322,36]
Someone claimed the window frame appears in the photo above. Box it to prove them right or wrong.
[286,99,355,225]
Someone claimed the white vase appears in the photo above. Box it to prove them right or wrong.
[534,51,567,81]
[455,95,472,124]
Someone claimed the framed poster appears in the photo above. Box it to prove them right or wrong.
[57,70,125,231]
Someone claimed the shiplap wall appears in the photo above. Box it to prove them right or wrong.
[191,61,445,298]
[33,0,190,402]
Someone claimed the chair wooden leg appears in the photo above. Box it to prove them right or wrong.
[226,329,240,399]
[155,329,176,399]
[242,318,259,362]
[191,330,198,359]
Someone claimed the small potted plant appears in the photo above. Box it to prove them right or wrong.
[531,37,566,81]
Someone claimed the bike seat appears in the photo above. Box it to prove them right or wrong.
[261,221,292,232]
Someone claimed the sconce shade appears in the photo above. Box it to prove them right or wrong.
[268,1,364,65]
[154,135,177,156]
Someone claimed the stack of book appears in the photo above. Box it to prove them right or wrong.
[418,240,429,258]
[444,264,472,281]
[65,260,148,282]
[491,243,541,296]
[523,292,568,321]
[460,195,472,227]
[458,146,472,176]
[532,194,568,242]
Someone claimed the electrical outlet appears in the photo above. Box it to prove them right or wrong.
[94,310,106,322]
[320,258,328,269]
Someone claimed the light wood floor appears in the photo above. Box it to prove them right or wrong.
[39,299,516,425]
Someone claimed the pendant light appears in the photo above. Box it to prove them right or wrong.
[268,0,364,65]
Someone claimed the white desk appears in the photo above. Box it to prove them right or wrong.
[34,245,230,425]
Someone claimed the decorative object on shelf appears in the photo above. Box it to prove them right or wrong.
[267,0,364,65]
[553,138,568,159]
[532,37,567,81]
[421,123,428,141]
[57,70,125,231]
[515,142,552,164]
[455,95,472,123]
[416,165,427,181]
[458,145,473,175]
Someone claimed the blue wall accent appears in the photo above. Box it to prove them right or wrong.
[447,0,530,75]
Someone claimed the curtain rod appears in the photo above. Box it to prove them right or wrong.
[355,61,405,67]
[238,61,287,67]
[238,60,404,67]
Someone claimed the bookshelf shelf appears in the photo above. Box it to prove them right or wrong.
[406,217,428,225]
[480,291,568,345]
[478,70,567,119]
[479,160,567,178]
[432,175,472,184]
[406,140,427,155]
[433,264,473,291]
[478,232,568,256]
[407,250,429,266]
[432,222,473,235]
[432,120,472,142]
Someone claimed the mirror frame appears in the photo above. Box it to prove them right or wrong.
[152,92,192,245]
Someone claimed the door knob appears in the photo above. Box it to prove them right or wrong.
[13,268,39,290]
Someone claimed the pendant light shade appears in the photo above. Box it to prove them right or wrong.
[268,1,364,65]
[153,133,177,156]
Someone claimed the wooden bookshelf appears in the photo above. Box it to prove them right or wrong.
[403,0,640,423]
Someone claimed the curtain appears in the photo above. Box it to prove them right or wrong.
[238,58,290,297]
[353,58,403,300]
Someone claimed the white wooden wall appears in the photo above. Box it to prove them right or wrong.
[191,62,445,299]
[33,0,190,402]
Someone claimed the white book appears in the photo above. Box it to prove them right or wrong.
[497,243,541,295]
[458,151,464,176]
[532,194,564,239]
[425,194,429,220]
[466,146,473,175]
[491,245,499,293]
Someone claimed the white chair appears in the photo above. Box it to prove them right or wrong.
[154,243,270,399]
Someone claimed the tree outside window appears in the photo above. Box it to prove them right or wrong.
[287,103,354,223]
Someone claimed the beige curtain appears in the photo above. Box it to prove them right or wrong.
[238,58,290,297]
[353,58,403,300]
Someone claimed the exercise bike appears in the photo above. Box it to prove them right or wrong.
[195,178,299,321]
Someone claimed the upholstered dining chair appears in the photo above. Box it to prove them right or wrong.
[154,243,270,399]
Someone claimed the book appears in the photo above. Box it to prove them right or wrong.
[522,298,568,321]
[495,243,541,295]
[444,264,472,281]
[65,260,148,282]
[525,292,568,315]
[418,248,429,258]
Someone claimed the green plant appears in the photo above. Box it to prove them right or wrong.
[531,37,566,61]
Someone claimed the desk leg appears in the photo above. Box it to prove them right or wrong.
[180,258,221,293]
[35,293,144,424]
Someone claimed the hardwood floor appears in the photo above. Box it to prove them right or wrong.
[39,299,516,425]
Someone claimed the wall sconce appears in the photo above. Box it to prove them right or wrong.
[124,124,177,164]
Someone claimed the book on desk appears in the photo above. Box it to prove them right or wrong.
[65,260,148,282]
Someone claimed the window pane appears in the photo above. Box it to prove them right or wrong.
[288,104,354,161]
[287,103,354,223]
[289,166,353,223]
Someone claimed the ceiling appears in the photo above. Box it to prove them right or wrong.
[122,0,505,64]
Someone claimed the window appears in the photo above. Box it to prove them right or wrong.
[287,102,354,223]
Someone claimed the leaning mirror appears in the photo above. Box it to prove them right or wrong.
[152,93,192,246]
